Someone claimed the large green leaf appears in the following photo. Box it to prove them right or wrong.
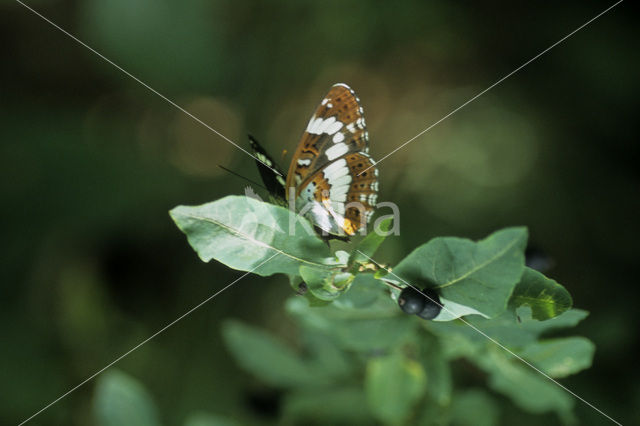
[349,217,394,266]
[430,308,590,354]
[521,337,595,378]
[221,320,330,388]
[509,267,572,320]
[428,307,592,420]
[170,196,332,276]
[430,312,518,351]
[93,370,160,426]
[365,352,427,424]
[393,227,528,318]
[478,348,574,419]
[286,291,415,352]
[301,331,353,381]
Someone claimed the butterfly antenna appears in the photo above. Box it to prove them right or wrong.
[218,165,268,191]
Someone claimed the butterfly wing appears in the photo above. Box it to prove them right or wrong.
[295,152,378,236]
[285,83,369,189]
[288,84,378,236]
[248,134,287,201]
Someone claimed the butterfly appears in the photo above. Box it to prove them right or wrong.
[249,83,379,239]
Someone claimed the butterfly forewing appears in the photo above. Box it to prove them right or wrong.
[286,84,369,190]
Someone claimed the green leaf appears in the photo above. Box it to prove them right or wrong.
[478,347,574,418]
[393,227,528,318]
[184,412,239,426]
[521,337,595,378]
[302,291,332,307]
[333,273,392,311]
[349,217,393,266]
[286,294,415,352]
[510,267,572,320]
[449,389,500,426]
[288,274,330,306]
[432,297,490,322]
[333,250,350,265]
[420,340,452,406]
[221,320,329,388]
[93,370,160,426]
[170,196,332,276]
[302,331,353,381]
[430,308,590,354]
[283,387,373,423]
[299,265,354,301]
[515,307,589,336]
[429,307,590,421]
[365,352,427,424]
[292,274,397,319]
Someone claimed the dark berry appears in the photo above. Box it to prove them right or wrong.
[417,288,442,320]
[398,286,426,314]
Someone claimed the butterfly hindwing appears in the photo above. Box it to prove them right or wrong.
[295,152,378,236]
[342,152,378,232]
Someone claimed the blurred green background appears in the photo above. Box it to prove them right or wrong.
[1,0,637,424]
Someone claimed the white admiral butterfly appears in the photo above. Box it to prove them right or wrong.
[250,83,379,238]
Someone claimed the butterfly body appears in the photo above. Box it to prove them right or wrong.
[251,83,378,238]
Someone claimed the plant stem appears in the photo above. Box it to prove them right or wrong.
[378,278,403,291]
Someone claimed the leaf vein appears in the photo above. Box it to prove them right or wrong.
[437,235,522,289]
[183,213,334,269]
